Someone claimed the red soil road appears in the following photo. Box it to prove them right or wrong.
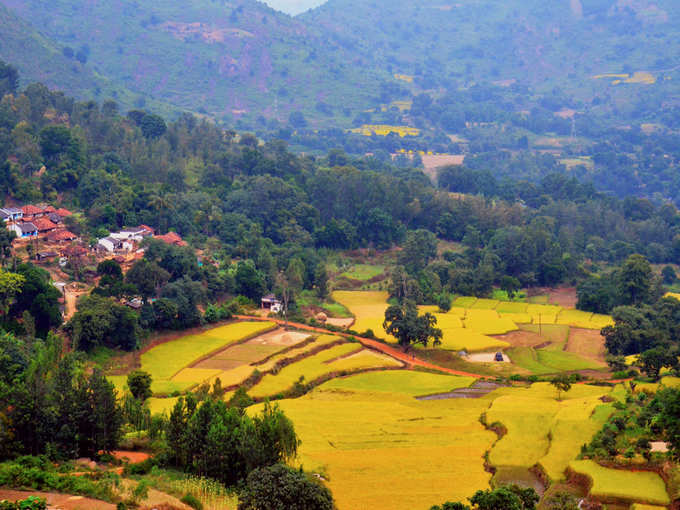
[235,315,487,379]
[0,490,115,510]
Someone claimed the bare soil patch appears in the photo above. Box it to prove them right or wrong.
[109,450,150,463]
[421,154,465,183]
[534,287,578,308]
[326,317,354,329]
[0,490,115,510]
[565,328,607,365]
[493,329,547,348]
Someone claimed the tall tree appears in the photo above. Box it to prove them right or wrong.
[383,300,442,351]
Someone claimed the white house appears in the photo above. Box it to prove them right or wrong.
[0,208,23,223]
[109,226,154,243]
[97,236,132,253]
[9,222,38,238]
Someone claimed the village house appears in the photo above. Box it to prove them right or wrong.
[36,251,58,261]
[97,236,129,253]
[0,207,22,223]
[10,222,38,238]
[47,230,79,243]
[261,293,282,313]
[33,217,59,235]
[110,225,154,242]
[21,205,45,222]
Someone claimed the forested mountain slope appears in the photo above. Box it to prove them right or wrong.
[0,0,384,125]
[1,0,679,126]
[303,0,680,95]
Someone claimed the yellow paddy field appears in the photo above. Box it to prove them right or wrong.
[333,291,612,353]
[248,373,641,510]
[251,371,494,510]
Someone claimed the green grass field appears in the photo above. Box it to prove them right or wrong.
[508,346,601,374]
[340,264,385,281]
[569,460,670,505]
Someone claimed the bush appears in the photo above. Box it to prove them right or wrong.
[180,493,203,510]
[0,497,46,510]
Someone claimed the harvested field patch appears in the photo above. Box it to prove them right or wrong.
[565,328,607,364]
[491,329,546,348]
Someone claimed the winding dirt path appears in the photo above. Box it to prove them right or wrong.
[235,315,487,379]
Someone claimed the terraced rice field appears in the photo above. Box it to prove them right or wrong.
[332,290,395,341]
[486,383,613,480]
[569,460,669,505]
[250,371,494,510]
[249,341,402,398]
[138,321,276,395]
[336,291,612,359]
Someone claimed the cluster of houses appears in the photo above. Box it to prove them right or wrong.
[2,205,77,242]
[96,226,187,254]
[3,204,189,264]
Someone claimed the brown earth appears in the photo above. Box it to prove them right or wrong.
[326,317,354,329]
[421,154,465,183]
[0,490,115,510]
[565,328,607,365]
[493,329,548,348]
[109,450,151,463]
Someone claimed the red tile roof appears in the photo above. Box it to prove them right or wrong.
[43,206,56,213]
[33,217,58,232]
[47,230,78,242]
[138,224,155,235]
[55,208,73,217]
[21,205,44,216]
[156,232,187,247]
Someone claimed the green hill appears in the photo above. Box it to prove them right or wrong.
[0,0,386,125]
[2,0,680,126]
[302,0,680,96]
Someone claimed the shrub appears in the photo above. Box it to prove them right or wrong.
[180,493,203,510]
[0,497,46,510]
